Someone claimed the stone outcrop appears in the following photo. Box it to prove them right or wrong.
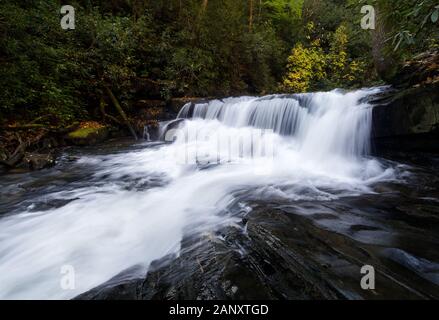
[370,51,439,153]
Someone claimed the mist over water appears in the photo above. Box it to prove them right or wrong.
[0,88,398,299]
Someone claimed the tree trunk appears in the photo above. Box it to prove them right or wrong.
[99,96,122,125]
[371,5,400,82]
[104,86,138,140]
[249,0,254,32]
[201,0,208,13]
[258,0,262,22]
[131,0,144,22]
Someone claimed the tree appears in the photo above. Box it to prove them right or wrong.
[282,41,326,92]
[282,22,367,92]
[249,0,254,32]
[359,0,439,80]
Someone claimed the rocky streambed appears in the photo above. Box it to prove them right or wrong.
[1,84,439,300]
[74,152,439,300]
[0,139,438,300]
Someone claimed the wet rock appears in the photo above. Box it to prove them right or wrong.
[372,84,439,152]
[27,198,79,212]
[20,152,56,170]
[139,233,277,300]
[77,198,439,300]
[75,265,145,300]
[169,98,213,114]
[73,151,439,301]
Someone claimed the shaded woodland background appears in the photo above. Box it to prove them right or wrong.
[0,0,438,126]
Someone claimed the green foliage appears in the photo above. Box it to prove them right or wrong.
[0,1,154,123]
[264,0,304,20]
[361,0,439,53]
[0,0,436,125]
[156,0,286,96]
[261,0,304,44]
[327,24,366,87]
[0,1,81,123]
[282,23,367,92]
[282,42,326,92]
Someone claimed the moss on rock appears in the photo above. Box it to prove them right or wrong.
[66,122,109,146]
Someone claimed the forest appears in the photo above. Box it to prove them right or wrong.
[1,0,439,302]
[0,0,437,130]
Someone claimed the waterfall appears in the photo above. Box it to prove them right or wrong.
[0,88,395,299]
[176,90,375,159]
[143,126,151,141]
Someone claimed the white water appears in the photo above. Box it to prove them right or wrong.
[0,89,396,299]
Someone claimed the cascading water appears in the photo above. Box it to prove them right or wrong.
[142,126,151,141]
[177,90,374,158]
[0,88,397,299]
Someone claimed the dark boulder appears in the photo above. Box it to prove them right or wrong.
[371,84,439,153]
[371,51,439,153]
[75,200,439,300]
[74,265,145,300]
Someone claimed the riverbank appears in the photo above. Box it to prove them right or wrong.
[77,174,439,300]
[2,50,437,174]
[370,51,439,154]
[1,87,439,299]
[0,98,196,173]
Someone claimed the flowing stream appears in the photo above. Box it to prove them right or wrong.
[0,88,438,299]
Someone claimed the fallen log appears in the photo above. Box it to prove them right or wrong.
[0,124,54,131]
[0,122,79,134]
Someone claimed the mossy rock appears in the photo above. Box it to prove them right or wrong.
[66,126,109,146]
